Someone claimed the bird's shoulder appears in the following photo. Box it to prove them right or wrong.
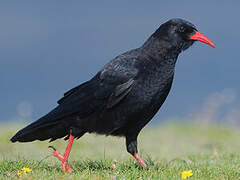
[99,51,140,83]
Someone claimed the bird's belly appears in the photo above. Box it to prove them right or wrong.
[89,78,173,136]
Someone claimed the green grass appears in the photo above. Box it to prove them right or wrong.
[1,123,240,179]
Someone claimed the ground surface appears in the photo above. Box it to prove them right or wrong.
[1,123,240,179]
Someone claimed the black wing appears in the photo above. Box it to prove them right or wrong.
[57,81,90,104]
[55,58,138,119]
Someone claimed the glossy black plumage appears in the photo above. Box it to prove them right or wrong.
[11,18,200,156]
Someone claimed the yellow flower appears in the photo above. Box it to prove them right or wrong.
[17,171,23,176]
[181,170,193,179]
[21,167,32,173]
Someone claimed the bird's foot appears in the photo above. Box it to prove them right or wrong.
[48,129,75,173]
[133,153,147,168]
[49,146,73,173]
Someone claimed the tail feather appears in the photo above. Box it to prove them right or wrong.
[11,121,67,142]
[10,111,70,143]
[11,101,82,143]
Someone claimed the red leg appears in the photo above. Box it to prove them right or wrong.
[132,153,147,168]
[63,129,74,160]
[49,129,75,173]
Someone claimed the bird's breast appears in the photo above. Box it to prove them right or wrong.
[134,64,174,102]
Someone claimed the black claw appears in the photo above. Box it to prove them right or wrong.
[48,145,56,151]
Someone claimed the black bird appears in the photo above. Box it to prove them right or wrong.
[11,18,215,172]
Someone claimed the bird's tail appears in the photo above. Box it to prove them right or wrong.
[10,109,70,143]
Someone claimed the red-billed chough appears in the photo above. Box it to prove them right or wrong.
[11,18,215,172]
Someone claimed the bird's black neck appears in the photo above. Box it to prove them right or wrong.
[141,36,181,61]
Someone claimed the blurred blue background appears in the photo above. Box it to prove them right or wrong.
[1,1,239,124]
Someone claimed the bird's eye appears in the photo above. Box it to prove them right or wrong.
[179,26,185,33]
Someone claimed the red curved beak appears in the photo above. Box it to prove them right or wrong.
[190,31,215,48]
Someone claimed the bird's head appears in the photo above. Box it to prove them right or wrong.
[152,18,215,52]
